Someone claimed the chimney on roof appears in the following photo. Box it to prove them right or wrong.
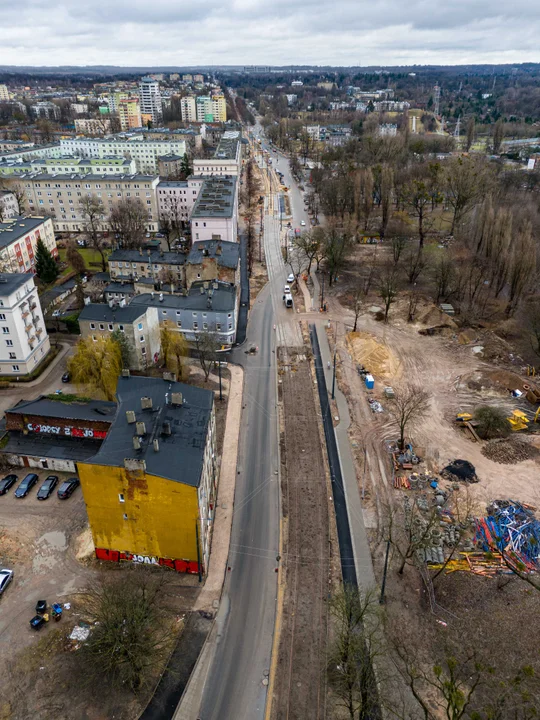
[126,410,136,424]
[153,439,160,452]
[216,244,222,255]
[122,369,130,378]
[163,372,176,382]
[171,391,183,406]
[141,396,152,411]
[136,421,146,435]
[159,292,163,302]
[139,247,143,256]
[133,436,141,450]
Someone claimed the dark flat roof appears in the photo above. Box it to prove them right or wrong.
[7,396,117,422]
[84,376,213,487]
[105,282,135,294]
[109,249,186,266]
[191,176,236,219]
[187,240,239,269]
[0,216,49,248]
[79,303,147,324]
[132,280,236,313]
[3,433,102,462]
[0,272,32,295]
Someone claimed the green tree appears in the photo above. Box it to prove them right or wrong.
[35,237,59,283]
[68,336,122,400]
[474,406,511,440]
[66,244,86,276]
[80,195,107,272]
[110,329,131,368]
[180,153,192,179]
[160,321,188,380]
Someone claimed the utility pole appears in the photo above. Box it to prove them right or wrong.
[379,539,391,604]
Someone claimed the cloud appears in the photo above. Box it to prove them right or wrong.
[0,0,539,66]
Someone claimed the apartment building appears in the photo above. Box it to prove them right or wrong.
[156,176,205,225]
[131,280,238,348]
[193,136,241,177]
[59,137,187,173]
[185,240,240,289]
[211,93,227,122]
[0,216,57,274]
[74,118,112,135]
[193,74,204,83]
[78,375,217,575]
[108,248,186,285]
[79,303,160,370]
[13,173,160,233]
[0,191,19,220]
[0,273,50,376]
[195,94,227,123]
[180,95,197,123]
[139,77,163,125]
[191,176,238,244]
[31,102,61,120]
[119,98,142,131]
[0,85,10,102]
[71,103,88,115]
[0,156,137,178]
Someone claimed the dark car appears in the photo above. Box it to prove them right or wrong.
[57,478,80,499]
[0,474,18,496]
[14,473,39,498]
[61,372,70,383]
[37,475,59,500]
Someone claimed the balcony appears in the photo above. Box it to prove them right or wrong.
[21,310,30,320]
[29,302,37,311]
[24,323,33,333]
[28,335,36,345]
[36,327,43,336]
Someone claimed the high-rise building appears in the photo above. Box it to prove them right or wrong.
[0,85,11,102]
[211,93,227,122]
[196,96,213,122]
[139,77,163,125]
[119,98,142,131]
[180,95,197,123]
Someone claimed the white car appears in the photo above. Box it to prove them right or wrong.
[0,569,13,596]
[284,285,291,294]
[287,273,294,283]
[300,220,306,226]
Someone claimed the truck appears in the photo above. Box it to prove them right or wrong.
[283,293,293,308]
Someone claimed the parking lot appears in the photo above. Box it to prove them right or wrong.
[0,466,96,679]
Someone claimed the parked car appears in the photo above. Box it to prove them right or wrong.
[14,473,39,498]
[0,569,13,596]
[52,310,61,318]
[300,220,306,226]
[284,285,291,294]
[37,475,59,500]
[0,474,18,496]
[287,273,295,283]
[57,478,80,499]
[61,372,70,383]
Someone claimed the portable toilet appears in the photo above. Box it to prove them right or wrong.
[365,374,374,390]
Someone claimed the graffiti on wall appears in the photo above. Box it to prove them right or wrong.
[95,547,201,574]
[26,423,107,439]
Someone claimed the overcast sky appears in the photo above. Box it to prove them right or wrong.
[2,0,539,67]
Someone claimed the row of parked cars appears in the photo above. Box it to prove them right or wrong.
[0,473,80,500]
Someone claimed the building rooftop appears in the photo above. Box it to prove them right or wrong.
[0,216,49,247]
[214,137,240,160]
[16,172,159,182]
[84,375,213,488]
[3,433,103,463]
[158,154,183,162]
[131,280,236,313]
[187,240,239,269]
[157,180,188,188]
[79,303,148,324]
[108,249,186,266]
[191,176,236,219]
[104,282,135,295]
[0,272,32,295]
[7,396,117,423]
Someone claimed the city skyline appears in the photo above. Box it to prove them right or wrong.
[2,0,539,67]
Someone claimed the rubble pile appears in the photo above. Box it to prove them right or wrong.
[441,459,479,484]
[481,438,538,465]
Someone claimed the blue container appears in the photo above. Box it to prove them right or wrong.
[365,374,374,390]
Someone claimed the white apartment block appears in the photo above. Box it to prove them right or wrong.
[0,156,137,178]
[139,77,163,125]
[193,136,241,177]
[0,85,11,102]
[71,103,88,115]
[31,102,61,120]
[195,94,226,123]
[190,176,238,244]
[0,273,50,376]
[74,117,112,135]
[59,137,187,174]
[181,96,197,123]
[156,177,205,225]
[14,173,160,233]
[0,191,19,220]
[0,216,57,274]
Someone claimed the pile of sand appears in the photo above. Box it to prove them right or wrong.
[417,305,458,330]
[347,332,402,381]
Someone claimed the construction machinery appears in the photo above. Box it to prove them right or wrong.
[455,413,481,442]
[507,410,530,432]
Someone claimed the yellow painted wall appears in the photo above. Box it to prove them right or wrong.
[78,462,200,561]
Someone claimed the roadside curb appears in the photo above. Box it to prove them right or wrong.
[5,342,71,389]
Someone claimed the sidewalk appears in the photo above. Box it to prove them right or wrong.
[315,321,376,591]
[7,342,72,388]
[297,275,313,311]
[174,363,244,720]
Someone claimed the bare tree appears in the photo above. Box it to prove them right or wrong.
[405,178,437,248]
[492,118,504,154]
[323,221,353,285]
[444,156,489,236]
[383,496,441,575]
[80,195,107,271]
[355,167,374,231]
[404,246,428,285]
[465,116,475,151]
[195,327,220,382]
[66,244,86,276]
[378,263,399,322]
[292,228,324,275]
[506,219,536,315]
[388,383,430,452]
[109,197,148,250]
[379,164,393,238]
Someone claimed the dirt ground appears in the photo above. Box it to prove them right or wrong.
[270,346,330,720]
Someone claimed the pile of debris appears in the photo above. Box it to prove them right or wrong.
[481,438,538,465]
[441,459,479,484]
[475,499,540,572]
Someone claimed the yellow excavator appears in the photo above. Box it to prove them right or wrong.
[507,410,530,432]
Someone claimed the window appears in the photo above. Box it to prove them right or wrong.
[108,324,114,331]
[92,335,97,341]
[123,513,128,520]
[228,323,233,330]
[2,327,9,334]
[141,347,146,355]
[137,322,143,331]
[119,493,125,503]
[203,322,208,330]
[0,314,5,321]
[8,352,16,359]
[216,323,221,331]
[177,320,182,328]
[12,365,19,372]
[193,322,198,330]
[119,324,124,331]
[139,335,144,343]
[99,324,104,330]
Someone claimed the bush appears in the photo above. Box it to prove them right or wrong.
[474,405,511,439]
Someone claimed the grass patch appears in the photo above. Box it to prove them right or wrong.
[45,393,93,403]
[58,247,110,271]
